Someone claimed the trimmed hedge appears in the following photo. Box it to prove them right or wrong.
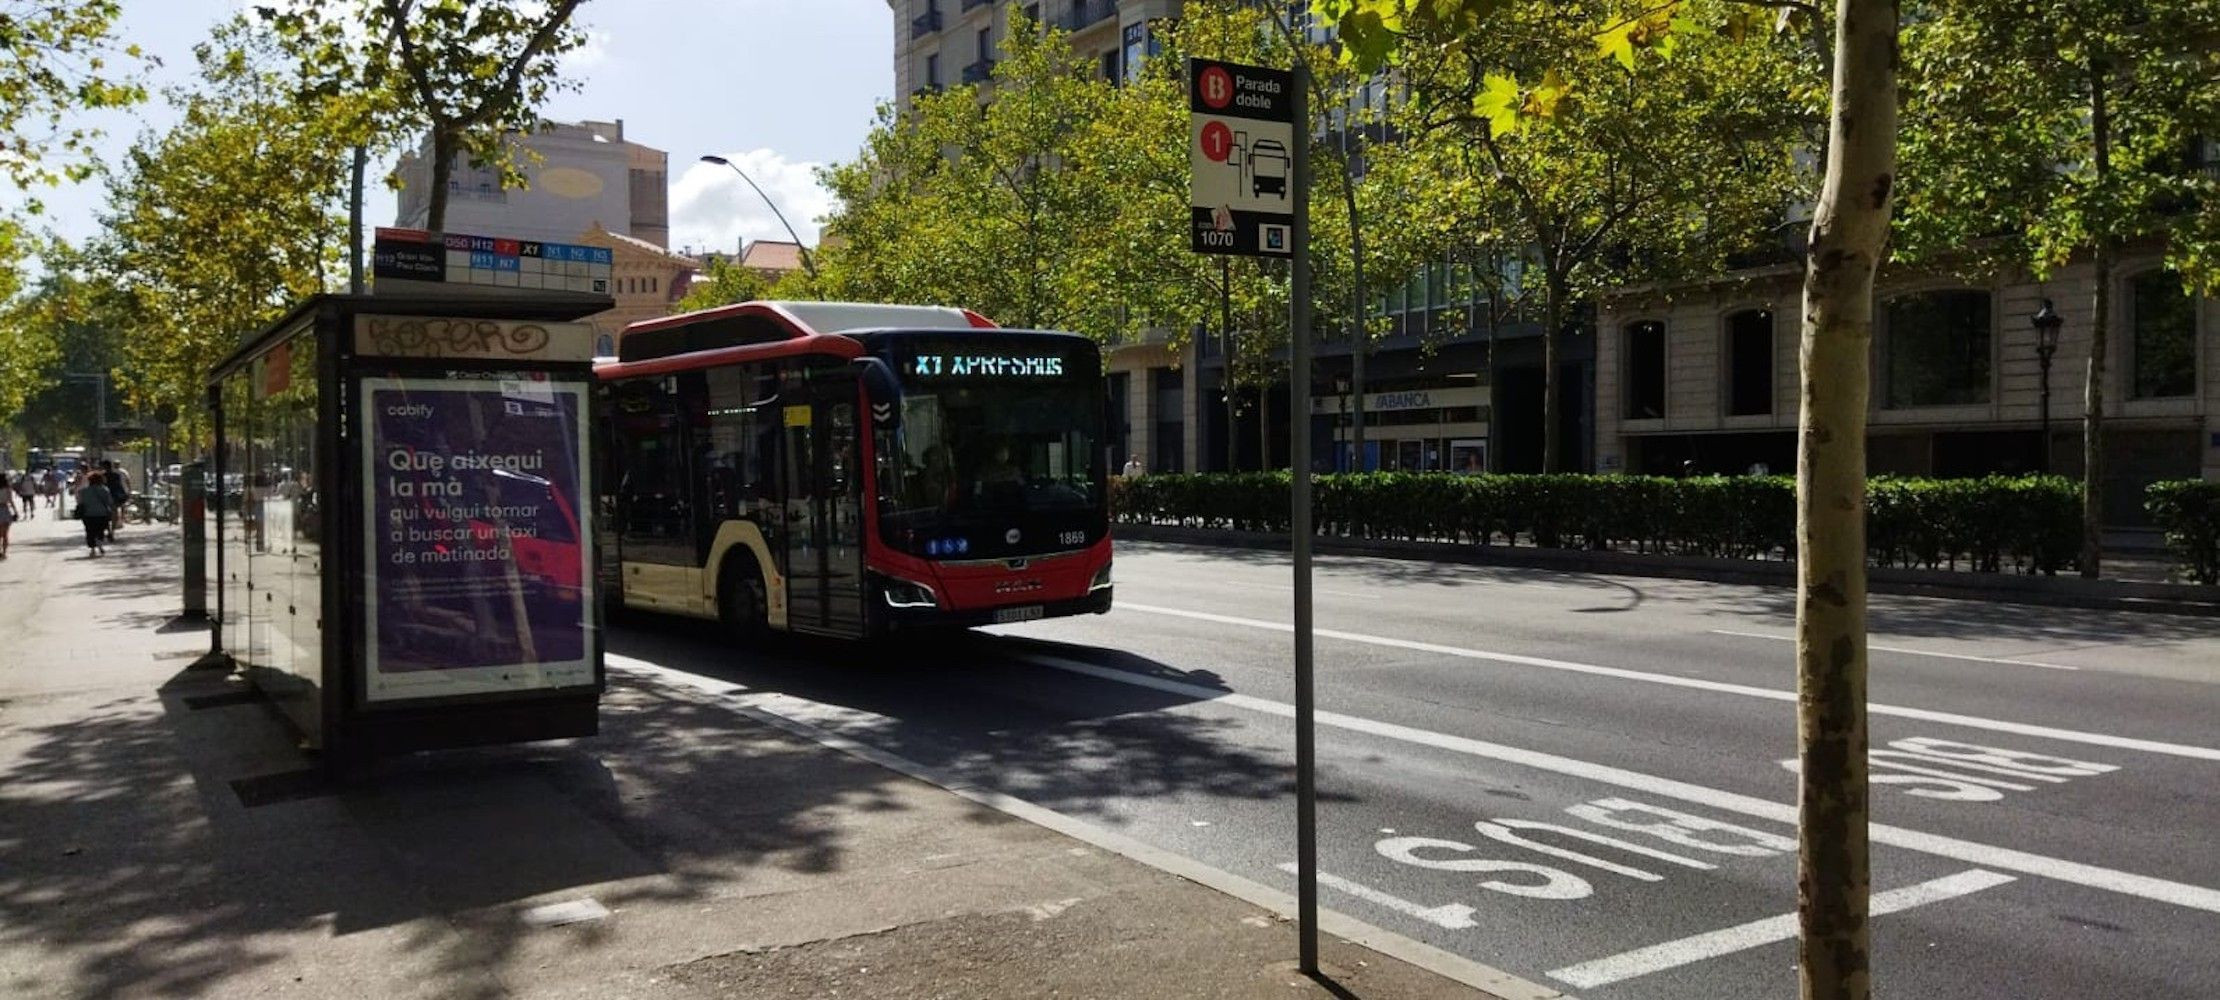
[2146,480,2220,585]
[1112,472,2087,576]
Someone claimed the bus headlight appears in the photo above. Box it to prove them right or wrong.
[882,577,938,609]
[1089,561,1113,592]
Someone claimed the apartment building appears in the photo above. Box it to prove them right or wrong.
[394,119,671,249]
[1595,250,2219,521]
[890,1,1178,100]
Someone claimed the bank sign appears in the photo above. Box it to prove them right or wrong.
[1189,58,1295,257]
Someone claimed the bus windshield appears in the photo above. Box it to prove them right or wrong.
[873,336,1104,558]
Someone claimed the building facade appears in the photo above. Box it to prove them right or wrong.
[575,223,701,357]
[394,119,671,249]
[1595,251,2220,521]
[890,0,1179,102]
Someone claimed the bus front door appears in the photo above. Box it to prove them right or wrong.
[779,384,866,637]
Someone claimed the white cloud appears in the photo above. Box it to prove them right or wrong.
[669,148,834,256]
[562,29,611,72]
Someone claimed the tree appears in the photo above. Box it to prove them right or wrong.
[0,264,131,446]
[672,257,826,313]
[91,17,355,430]
[1894,0,2220,577]
[261,0,588,231]
[0,0,146,195]
[1315,3,1892,996]
[1341,1,1808,471]
[818,9,1226,343]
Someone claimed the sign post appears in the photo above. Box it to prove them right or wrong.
[1191,56,1317,974]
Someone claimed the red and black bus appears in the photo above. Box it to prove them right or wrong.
[593,300,1112,638]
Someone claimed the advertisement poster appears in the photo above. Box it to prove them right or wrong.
[361,376,593,702]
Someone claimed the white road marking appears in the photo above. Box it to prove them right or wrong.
[1111,602,2220,762]
[1545,869,2016,989]
[1204,579,1380,600]
[1277,863,1480,930]
[1709,628,2079,671]
[1017,651,2220,914]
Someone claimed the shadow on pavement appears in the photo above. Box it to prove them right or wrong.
[605,616,1321,824]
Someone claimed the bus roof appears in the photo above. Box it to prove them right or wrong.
[612,300,997,365]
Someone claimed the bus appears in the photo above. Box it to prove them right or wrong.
[593,300,1112,639]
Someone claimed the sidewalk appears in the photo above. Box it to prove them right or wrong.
[0,511,1518,999]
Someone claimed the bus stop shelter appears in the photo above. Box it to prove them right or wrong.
[207,292,611,774]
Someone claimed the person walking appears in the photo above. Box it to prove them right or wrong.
[100,460,127,539]
[40,468,61,511]
[0,479,17,557]
[10,470,33,520]
[75,470,114,556]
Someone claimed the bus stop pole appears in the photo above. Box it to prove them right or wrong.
[1288,65,1318,976]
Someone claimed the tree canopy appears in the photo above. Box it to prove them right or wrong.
[258,0,588,230]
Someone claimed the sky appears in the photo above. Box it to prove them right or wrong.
[4,0,895,256]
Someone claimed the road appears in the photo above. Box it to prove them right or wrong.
[604,541,2220,999]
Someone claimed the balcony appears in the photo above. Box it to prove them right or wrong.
[961,58,994,84]
[1054,0,1115,31]
[910,10,942,38]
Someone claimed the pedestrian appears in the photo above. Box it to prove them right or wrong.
[10,469,32,519]
[100,460,127,539]
[0,478,17,557]
[40,468,61,510]
[75,470,114,556]
[1122,454,1144,478]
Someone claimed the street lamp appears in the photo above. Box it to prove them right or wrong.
[2031,299,2063,474]
[698,154,819,283]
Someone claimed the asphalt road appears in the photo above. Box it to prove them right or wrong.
[605,541,2220,999]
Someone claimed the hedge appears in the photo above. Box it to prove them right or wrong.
[2146,480,2220,585]
[1112,472,2088,576]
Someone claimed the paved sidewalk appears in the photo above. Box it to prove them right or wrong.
[0,512,1517,1000]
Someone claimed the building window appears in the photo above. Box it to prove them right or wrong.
[1153,367,1184,472]
[1101,50,1118,82]
[1725,309,1774,416]
[1884,290,1991,407]
[1622,320,1666,420]
[978,26,992,63]
[926,53,941,88]
[2130,268,2196,398]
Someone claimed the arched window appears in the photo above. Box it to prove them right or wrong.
[1884,290,1991,408]
[2130,269,2196,398]
[1724,309,1774,416]
[1622,320,1666,420]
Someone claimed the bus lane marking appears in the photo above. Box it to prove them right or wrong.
[1111,602,2220,761]
[1016,650,2220,914]
[1276,863,1480,930]
[1779,737,2119,802]
[1545,869,2016,989]
[1709,628,2079,670]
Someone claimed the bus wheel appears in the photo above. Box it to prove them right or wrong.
[718,558,767,639]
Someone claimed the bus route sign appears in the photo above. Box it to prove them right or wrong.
[1190,58,1295,258]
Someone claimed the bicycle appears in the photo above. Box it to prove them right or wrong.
[124,492,179,525]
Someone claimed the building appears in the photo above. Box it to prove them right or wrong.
[1594,250,2220,521]
[690,239,812,285]
[890,1,1176,101]
[393,119,671,249]
[575,223,701,357]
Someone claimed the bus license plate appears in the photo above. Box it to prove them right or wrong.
[994,605,1045,624]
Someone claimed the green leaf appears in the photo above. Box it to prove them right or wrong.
[1473,72,1521,137]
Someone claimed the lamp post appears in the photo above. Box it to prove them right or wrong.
[697,154,819,283]
[2031,299,2063,474]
